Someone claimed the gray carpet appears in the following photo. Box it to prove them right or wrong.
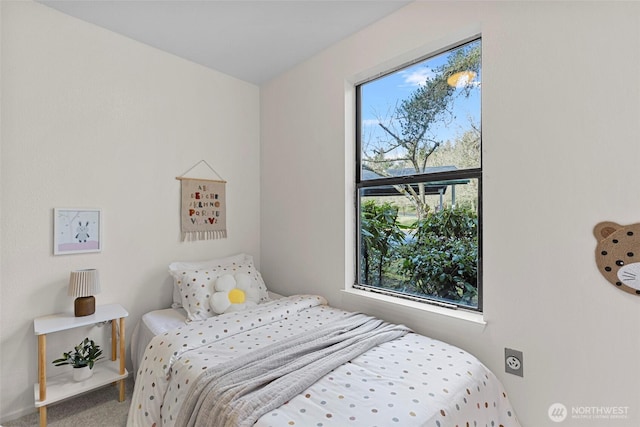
[3,378,133,427]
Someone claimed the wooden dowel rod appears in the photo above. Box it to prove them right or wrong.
[119,318,125,375]
[111,320,117,361]
[38,334,46,401]
[175,176,226,183]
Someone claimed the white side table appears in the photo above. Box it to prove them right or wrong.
[33,303,128,427]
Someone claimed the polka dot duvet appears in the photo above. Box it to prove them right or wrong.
[128,295,521,427]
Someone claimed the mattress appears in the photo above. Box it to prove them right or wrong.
[128,294,521,427]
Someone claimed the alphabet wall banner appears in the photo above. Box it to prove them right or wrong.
[178,177,227,241]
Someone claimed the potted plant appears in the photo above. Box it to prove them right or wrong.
[52,337,104,381]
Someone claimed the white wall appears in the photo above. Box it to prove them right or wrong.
[0,1,260,422]
[261,2,640,426]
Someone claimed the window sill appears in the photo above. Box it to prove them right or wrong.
[341,288,486,329]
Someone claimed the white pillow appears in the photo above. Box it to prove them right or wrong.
[210,273,260,314]
[172,269,216,321]
[168,254,269,319]
[169,253,246,308]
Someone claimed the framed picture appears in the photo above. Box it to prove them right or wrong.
[53,208,102,255]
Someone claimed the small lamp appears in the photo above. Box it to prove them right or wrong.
[68,269,101,317]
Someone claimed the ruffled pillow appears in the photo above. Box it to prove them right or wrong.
[210,273,260,314]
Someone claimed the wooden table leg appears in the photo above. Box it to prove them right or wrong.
[39,406,47,427]
[119,317,126,402]
[38,334,47,426]
[111,320,117,361]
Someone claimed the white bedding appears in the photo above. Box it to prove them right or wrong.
[131,307,187,379]
[128,295,521,427]
[130,291,284,378]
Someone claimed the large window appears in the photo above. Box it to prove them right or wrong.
[355,38,482,311]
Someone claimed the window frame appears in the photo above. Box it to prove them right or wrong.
[354,38,483,312]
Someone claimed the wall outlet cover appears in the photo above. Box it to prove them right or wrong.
[505,348,524,377]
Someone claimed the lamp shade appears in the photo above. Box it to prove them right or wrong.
[68,269,100,316]
[68,269,101,297]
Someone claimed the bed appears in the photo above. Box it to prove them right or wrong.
[127,254,521,427]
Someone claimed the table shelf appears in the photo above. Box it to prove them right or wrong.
[34,304,127,335]
[34,360,128,407]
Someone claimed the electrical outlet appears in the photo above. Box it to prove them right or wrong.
[505,348,523,377]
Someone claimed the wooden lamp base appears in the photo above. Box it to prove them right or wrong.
[74,296,95,317]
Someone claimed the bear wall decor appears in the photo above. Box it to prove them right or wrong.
[593,221,640,295]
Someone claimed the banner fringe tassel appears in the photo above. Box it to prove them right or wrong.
[182,230,227,242]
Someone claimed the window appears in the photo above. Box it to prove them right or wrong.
[355,38,482,311]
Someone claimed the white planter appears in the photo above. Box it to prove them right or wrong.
[73,366,93,382]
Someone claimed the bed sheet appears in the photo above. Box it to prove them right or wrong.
[128,295,520,427]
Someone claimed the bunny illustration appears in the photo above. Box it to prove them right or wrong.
[75,221,90,243]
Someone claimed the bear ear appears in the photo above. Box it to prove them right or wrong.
[593,221,621,240]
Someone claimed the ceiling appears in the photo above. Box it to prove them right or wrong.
[38,0,412,85]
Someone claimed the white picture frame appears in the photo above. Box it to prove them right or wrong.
[53,208,102,255]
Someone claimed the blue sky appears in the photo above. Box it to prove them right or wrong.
[360,44,481,154]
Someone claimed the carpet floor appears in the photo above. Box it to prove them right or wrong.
[3,378,133,427]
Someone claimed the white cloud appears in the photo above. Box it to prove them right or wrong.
[401,68,434,87]
[362,119,381,127]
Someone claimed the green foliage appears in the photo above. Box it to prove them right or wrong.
[399,206,478,306]
[360,200,478,307]
[360,200,405,286]
[52,337,104,369]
